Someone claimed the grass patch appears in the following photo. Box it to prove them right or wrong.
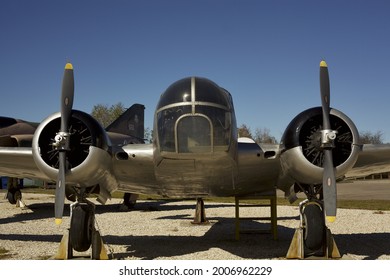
[337,200,390,211]
[20,187,55,195]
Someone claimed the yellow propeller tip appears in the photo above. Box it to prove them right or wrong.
[55,218,63,225]
[320,60,328,67]
[65,63,73,70]
[326,216,336,223]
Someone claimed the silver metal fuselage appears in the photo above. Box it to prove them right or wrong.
[112,77,282,198]
[113,142,282,198]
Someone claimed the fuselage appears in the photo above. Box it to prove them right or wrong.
[113,77,282,198]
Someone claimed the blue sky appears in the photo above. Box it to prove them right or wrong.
[1,0,390,142]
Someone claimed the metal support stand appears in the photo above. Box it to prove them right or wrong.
[192,198,209,224]
[91,229,109,260]
[119,193,139,211]
[54,230,73,260]
[324,228,341,259]
[234,192,278,241]
[286,227,305,259]
[16,199,28,210]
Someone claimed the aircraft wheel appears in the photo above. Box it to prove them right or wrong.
[70,204,94,252]
[303,203,325,251]
[7,188,22,205]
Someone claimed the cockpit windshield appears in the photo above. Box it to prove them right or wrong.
[156,77,233,153]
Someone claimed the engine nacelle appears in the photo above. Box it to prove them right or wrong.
[280,107,361,185]
[32,110,114,187]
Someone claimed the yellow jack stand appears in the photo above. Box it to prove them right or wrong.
[286,228,305,259]
[54,229,109,260]
[286,227,341,259]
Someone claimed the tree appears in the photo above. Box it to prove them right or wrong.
[238,124,278,144]
[359,130,384,144]
[91,102,126,128]
[144,127,153,143]
[254,128,278,144]
[238,124,252,138]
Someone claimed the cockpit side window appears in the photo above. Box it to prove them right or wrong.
[157,106,191,152]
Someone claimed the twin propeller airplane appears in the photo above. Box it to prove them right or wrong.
[1,61,390,259]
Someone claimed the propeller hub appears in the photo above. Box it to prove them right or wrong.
[321,129,337,148]
[53,131,71,151]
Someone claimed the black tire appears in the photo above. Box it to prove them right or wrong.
[303,203,325,251]
[7,189,22,205]
[70,205,94,252]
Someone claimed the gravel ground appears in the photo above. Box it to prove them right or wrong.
[0,192,389,260]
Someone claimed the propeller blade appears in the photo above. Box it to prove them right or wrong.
[322,149,337,222]
[60,63,74,132]
[55,152,66,225]
[54,62,74,225]
[320,60,331,129]
[319,60,337,223]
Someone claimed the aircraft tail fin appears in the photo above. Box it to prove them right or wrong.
[106,104,145,142]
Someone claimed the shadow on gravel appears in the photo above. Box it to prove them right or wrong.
[101,201,390,260]
[335,232,390,260]
[105,224,390,260]
[0,202,70,225]
[0,233,62,243]
[1,200,390,260]
[105,219,295,260]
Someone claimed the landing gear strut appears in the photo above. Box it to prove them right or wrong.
[54,201,109,259]
[6,178,27,208]
[119,193,138,211]
[286,199,340,259]
[192,198,209,224]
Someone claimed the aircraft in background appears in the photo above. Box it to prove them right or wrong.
[1,61,390,259]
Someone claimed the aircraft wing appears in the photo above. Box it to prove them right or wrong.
[0,147,44,180]
[346,143,390,178]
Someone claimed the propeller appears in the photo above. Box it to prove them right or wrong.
[319,60,337,223]
[53,62,74,225]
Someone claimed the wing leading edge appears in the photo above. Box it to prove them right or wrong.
[0,147,44,180]
[346,143,390,178]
